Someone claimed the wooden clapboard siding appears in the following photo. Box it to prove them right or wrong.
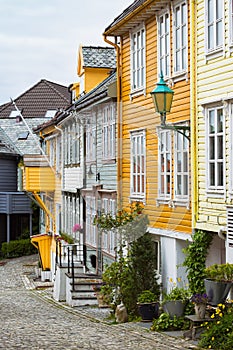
[118,2,191,234]
[195,0,233,232]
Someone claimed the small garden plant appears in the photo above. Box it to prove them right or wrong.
[199,302,233,349]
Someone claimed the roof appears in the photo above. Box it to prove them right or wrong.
[0,126,20,155]
[0,79,71,119]
[103,0,164,36]
[35,71,117,131]
[73,71,116,111]
[81,46,116,69]
[0,79,72,155]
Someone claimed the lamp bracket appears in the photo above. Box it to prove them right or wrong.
[160,124,190,141]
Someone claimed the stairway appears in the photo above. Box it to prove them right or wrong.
[66,273,103,307]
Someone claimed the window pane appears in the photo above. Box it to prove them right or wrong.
[209,137,215,159]
[217,162,223,186]
[208,25,214,49]
[209,163,215,186]
[216,21,223,46]
[217,135,223,159]
[208,0,214,22]
[209,110,215,133]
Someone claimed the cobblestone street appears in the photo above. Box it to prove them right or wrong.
[0,255,198,349]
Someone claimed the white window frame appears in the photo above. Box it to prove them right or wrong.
[229,0,233,48]
[174,128,189,202]
[86,119,96,163]
[130,24,146,97]
[49,138,55,167]
[102,198,116,255]
[56,135,62,173]
[86,196,97,247]
[206,105,225,194]
[205,0,224,59]
[102,104,116,160]
[130,129,146,201]
[158,129,172,201]
[157,8,170,79]
[172,0,188,77]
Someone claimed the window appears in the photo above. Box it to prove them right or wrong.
[56,135,62,173]
[158,11,170,77]
[86,120,96,162]
[103,104,116,160]
[130,130,146,200]
[158,130,171,199]
[206,0,223,52]
[173,1,187,74]
[174,130,189,199]
[230,0,233,45]
[158,127,189,206]
[86,196,97,246]
[102,198,116,255]
[130,25,146,93]
[207,107,224,190]
[49,138,55,167]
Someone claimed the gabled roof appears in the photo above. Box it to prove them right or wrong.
[0,79,71,119]
[104,0,164,36]
[0,79,72,155]
[35,70,117,131]
[77,46,116,76]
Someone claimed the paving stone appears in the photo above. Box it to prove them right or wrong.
[0,255,198,349]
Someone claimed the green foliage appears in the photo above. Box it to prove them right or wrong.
[101,233,160,316]
[94,202,144,230]
[60,232,75,244]
[151,313,190,332]
[205,263,233,282]
[1,238,37,258]
[137,290,158,303]
[163,286,190,302]
[199,303,233,349]
[183,230,212,294]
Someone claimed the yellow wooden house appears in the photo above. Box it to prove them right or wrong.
[104,0,194,288]
[194,0,233,265]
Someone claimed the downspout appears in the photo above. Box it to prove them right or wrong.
[103,34,123,208]
[190,0,198,231]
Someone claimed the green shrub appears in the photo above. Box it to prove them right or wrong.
[199,303,233,349]
[1,238,37,258]
[151,313,190,332]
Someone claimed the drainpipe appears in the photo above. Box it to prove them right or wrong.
[103,34,123,208]
[190,0,198,231]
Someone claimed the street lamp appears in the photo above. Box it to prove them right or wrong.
[150,73,174,126]
[150,73,190,140]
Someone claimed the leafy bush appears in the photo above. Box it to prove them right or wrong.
[205,263,233,282]
[137,290,158,303]
[1,238,37,258]
[199,303,233,349]
[151,313,190,331]
[163,286,190,302]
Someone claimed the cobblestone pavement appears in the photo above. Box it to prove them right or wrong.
[0,255,199,350]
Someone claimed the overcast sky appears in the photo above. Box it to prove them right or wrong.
[0,0,132,105]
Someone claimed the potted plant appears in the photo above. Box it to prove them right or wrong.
[190,293,208,319]
[204,263,233,306]
[163,284,190,318]
[137,290,159,322]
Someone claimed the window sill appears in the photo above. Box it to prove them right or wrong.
[130,88,146,100]
[156,198,190,209]
[206,189,225,198]
[101,159,116,165]
[205,48,224,62]
[171,71,188,84]
[129,195,145,204]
